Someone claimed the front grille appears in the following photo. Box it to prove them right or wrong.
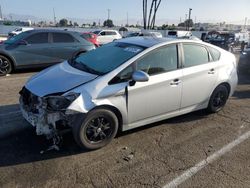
[20,87,40,113]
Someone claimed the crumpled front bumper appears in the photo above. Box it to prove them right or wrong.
[19,87,84,139]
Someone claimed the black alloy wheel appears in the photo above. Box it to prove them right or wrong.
[73,109,119,150]
[207,85,229,113]
[0,55,12,76]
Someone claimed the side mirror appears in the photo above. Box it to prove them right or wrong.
[17,40,28,45]
[132,71,149,82]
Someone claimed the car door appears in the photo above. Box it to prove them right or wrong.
[127,44,182,124]
[180,43,218,109]
[12,32,51,66]
[49,32,80,62]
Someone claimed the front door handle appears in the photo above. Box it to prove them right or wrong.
[170,79,181,86]
[208,68,215,74]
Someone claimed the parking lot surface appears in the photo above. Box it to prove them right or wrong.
[0,54,250,188]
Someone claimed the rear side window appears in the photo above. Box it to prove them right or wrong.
[106,31,117,35]
[208,47,221,61]
[26,33,49,44]
[52,33,75,43]
[183,44,209,67]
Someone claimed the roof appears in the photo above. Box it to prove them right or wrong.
[117,37,178,48]
[24,29,78,34]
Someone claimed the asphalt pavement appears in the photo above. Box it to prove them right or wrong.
[0,53,250,188]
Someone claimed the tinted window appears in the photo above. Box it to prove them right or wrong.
[183,44,209,67]
[26,33,49,44]
[53,33,75,43]
[106,31,117,35]
[208,47,221,61]
[136,45,178,75]
[100,32,106,36]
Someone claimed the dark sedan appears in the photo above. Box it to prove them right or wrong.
[0,29,95,76]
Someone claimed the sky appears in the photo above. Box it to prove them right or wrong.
[1,0,250,25]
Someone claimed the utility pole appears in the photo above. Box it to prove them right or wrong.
[53,8,56,25]
[185,14,187,30]
[0,5,2,20]
[107,9,111,20]
[187,8,192,31]
[244,17,247,30]
[126,12,129,26]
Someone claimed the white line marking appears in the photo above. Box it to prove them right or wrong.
[163,128,250,188]
[0,110,21,117]
[0,76,30,81]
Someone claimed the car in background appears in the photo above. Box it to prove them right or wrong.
[125,31,162,38]
[167,30,192,38]
[20,37,237,150]
[0,29,95,76]
[81,32,100,47]
[93,30,122,45]
[8,27,34,37]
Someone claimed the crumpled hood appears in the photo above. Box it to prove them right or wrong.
[25,61,98,97]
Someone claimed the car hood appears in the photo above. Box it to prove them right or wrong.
[25,61,98,97]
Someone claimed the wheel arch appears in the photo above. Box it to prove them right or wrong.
[0,53,16,69]
[217,82,231,95]
[90,105,123,132]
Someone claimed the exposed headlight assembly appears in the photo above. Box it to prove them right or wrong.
[46,93,80,111]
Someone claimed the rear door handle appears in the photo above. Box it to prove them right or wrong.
[170,79,181,86]
[208,68,215,74]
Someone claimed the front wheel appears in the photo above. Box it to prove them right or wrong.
[207,85,229,113]
[73,109,119,150]
[0,55,12,76]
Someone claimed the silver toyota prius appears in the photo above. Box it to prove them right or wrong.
[19,37,238,150]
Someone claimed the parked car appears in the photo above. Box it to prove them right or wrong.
[93,30,122,45]
[125,31,162,38]
[204,31,249,52]
[81,32,100,47]
[8,27,34,37]
[20,37,238,150]
[0,29,95,76]
[167,30,192,38]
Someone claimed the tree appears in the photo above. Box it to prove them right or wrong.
[59,18,68,27]
[69,20,73,26]
[73,22,79,27]
[92,22,96,27]
[178,19,194,29]
[103,19,114,27]
[142,0,162,29]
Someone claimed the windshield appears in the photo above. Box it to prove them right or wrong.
[70,42,145,75]
[4,31,29,44]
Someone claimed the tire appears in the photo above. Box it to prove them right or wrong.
[207,85,229,113]
[0,55,12,76]
[73,109,119,150]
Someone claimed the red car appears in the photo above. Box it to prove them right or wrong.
[81,32,100,47]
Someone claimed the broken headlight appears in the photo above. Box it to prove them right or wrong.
[46,93,80,111]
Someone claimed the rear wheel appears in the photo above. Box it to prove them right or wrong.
[0,55,12,76]
[207,85,229,113]
[73,109,118,150]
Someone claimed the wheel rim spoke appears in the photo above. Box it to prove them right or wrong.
[86,116,113,143]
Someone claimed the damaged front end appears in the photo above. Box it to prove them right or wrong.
[19,87,83,145]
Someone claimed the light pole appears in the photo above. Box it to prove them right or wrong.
[188,8,192,31]
[107,9,111,20]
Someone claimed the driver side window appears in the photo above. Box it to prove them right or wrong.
[136,45,178,75]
